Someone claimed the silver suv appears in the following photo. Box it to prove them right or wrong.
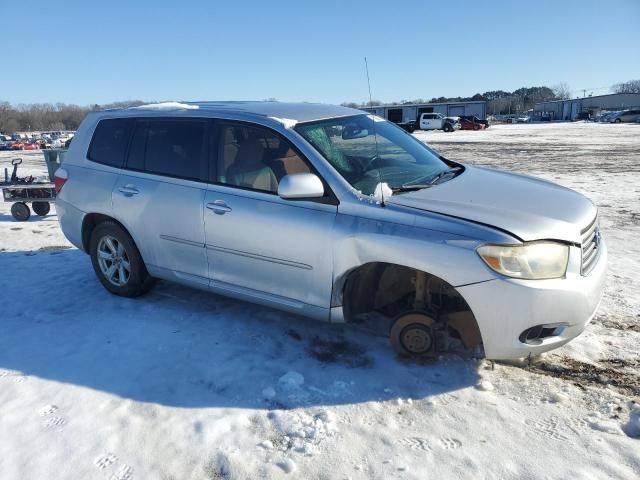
[55,102,607,360]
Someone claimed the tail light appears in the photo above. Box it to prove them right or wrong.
[54,168,68,193]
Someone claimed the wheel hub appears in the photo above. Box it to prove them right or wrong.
[400,325,432,354]
[390,312,437,358]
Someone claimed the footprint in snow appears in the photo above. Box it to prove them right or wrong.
[525,417,569,442]
[109,464,134,480]
[39,405,59,416]
[40,403,66,429]
[399,437,433,452]
[95,453,118,470]
[438,438,462,449]
[94,453,133,480]
[43,416,66,428]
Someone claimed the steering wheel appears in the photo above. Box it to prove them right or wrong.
[359,154,380,173]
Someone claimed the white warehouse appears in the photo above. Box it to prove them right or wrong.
[362,100,487,123]
[534,93,640,121]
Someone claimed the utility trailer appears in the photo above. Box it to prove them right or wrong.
[1,158,56,221]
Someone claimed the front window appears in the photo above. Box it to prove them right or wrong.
[295,114,455,195]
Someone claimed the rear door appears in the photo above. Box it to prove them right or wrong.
[203,121,337,313]
[112,118,210,285]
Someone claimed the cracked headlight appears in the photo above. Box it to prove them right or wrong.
[477,242,569,280]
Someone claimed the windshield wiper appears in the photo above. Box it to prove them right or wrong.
[400,166,463,190]
[391,184,435,193]
[425,166,463,185]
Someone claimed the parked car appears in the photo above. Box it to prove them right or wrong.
[599,111,619,122]
[459,115,490,129]
[516,115,530,123]
[418,113,459,132]
[55,102,606,361]
[23,141,40,150]
[459,117,486,130]
[8,140,24,150]
[608,109,640,123]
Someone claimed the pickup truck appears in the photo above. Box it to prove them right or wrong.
[418,113,459,132]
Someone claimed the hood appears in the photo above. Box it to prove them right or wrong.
[386,165,596,244]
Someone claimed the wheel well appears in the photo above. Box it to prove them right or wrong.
[81,213,128,252]
[341,262,483,349]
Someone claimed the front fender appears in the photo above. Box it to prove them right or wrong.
[330,213,497,307]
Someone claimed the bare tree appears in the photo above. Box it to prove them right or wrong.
[611,80,640,94]
[553,82,572,99]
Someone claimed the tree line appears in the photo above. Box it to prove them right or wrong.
[1,79,638,132]
[0,100,145,134]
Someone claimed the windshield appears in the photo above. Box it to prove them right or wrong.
[295,114,454,195]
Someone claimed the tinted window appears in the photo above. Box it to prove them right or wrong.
[216,123,310,193]
[126,119,207,181]
[88,118,132,168]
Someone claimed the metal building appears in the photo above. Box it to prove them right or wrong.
[534,93,640,121]
[362,100,487,123]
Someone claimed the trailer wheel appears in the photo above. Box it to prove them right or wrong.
[11,202,30,221]
[32,201,50,216]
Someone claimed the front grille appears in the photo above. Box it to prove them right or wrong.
[580,216,600,275]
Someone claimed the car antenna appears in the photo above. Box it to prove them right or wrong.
[364,57,384,207]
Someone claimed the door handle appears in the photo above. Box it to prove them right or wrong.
[118,185,139,196]
[206,200,232,215]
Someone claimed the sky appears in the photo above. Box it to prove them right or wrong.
[1,0,639,106]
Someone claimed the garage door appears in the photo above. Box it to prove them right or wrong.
[448,106,465,116]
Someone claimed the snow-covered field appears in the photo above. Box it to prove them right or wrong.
[0,122,639,479]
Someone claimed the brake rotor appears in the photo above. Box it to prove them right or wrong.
[390,312,436,357]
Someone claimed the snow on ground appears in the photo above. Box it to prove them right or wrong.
[0,122,639,479]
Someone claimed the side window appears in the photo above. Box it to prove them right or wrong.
[216,123,310,193]
[126,119,207,181]
[88,118,132,168]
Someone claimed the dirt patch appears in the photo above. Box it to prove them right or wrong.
[37,245,72,252]
[599,317,640,333]
[527,356,640,396]
[307,336,372,368]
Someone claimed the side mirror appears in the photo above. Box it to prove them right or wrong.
[278,173,324,200]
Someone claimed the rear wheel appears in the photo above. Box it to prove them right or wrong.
[473,124,480,130]
[443,123,453,133]
[90,221,155,297]
[32,201,50,216]
[615,118,622,123]
[11,202,30,221]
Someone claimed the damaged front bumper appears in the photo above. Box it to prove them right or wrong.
[457,241,608,360]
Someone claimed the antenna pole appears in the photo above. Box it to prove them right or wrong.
[364,57,384,206]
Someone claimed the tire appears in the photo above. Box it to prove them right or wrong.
[11,202,30,221]
[443,123,453,133]
[32,201,50,216]
[615,118,622,123]
[89,221,155,297]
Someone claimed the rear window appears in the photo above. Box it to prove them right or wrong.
[88,118,132,168]
[126,119,208,181]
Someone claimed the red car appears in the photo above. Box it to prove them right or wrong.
[459,117,486,130]
[9,141,25,150]
[23,141,40,150]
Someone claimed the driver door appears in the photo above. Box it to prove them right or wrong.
[203,121,338,315]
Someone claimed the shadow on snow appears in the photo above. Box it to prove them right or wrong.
[0,249,479,408]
